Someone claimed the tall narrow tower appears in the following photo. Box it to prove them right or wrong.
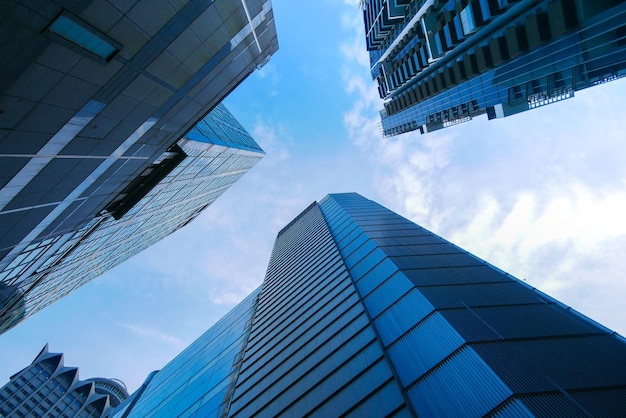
[112,193,626,417]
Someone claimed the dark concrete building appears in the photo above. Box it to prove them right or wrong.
[0,0,278,333]
[362,0,626,136]
[110,193,626,417]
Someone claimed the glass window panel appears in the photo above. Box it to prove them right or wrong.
[460,5,477,35]
[49,15,118,60]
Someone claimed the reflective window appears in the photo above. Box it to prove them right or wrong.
[48,14,119,61]
[460,6,476,36]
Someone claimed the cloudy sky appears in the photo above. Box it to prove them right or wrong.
[2,0,626,393]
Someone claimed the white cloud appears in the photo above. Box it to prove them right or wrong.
[338,8,626,335]
[251,118,292,164]
[118,322,185,347]
[256,61,281,85]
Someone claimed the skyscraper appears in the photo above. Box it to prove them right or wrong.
[0,0,278,332]
[111,193,626,417]
[362,0,626,136]
[0,103,265,334]
[0,344,129,418]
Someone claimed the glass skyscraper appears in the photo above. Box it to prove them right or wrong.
[0,0,278,333]
[0,344,129,417]
[110,193,626,417]
[362,0,626,136]
[0,103,265,334]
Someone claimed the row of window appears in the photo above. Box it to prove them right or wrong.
[378,0,515,97]
[381,0,581,119]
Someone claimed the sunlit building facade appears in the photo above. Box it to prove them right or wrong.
[0,344,128,418]
[112,193,626,417]
[362,0,626,136]
[112,289,260,417]
[0,0,277,333]
[0,104,265,333]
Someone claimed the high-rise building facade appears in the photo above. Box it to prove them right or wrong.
[0,103,265,333]
[362,0,626,136]
[0,0,278,332]
[111,193,626,417]
[112,289,260,417]
[0,344,129,418]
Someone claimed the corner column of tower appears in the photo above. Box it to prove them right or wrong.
[318,192,626,417]
[227,202,413,417]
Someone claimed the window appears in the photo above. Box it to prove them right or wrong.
[47,13,119,61]
[460,5,476,35]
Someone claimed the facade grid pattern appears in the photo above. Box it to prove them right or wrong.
[0,0,278,333]
[362,0,626,136]
[107,194,626,416]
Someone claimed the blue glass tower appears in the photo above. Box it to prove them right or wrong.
[362,0,626,136]
[112,193,626,417]
[0,0,277,333]
[0,104,265,334]
[112,289,260,417]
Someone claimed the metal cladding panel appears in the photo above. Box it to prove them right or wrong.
[568,387,626,417]
[237,312,373,399]
[387,312,465,386]
[354,257,399,296]
[509,393,595,417]
[466,303,600,339]
[242,272,355,362]
[363,271,414,318]
[343,378,409,418]
[401,264,510,286]
[489,398,535,417]
[380,243,463,257]
[319,193,626,416]
[283,352,397,418]
[407,346,513,417]
[333,219,360,243]
[229,203,410,418]
[438,308,504,342]
[390,252,483,269]
[373,234,446,246]
[238,287,361,387]
[344,238,378,268]
[374,289,435,345]
[349,248,387,280]
[473,335,626,393]
[416,281,543,308]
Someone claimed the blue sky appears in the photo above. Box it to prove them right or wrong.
[2,0,626,393]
